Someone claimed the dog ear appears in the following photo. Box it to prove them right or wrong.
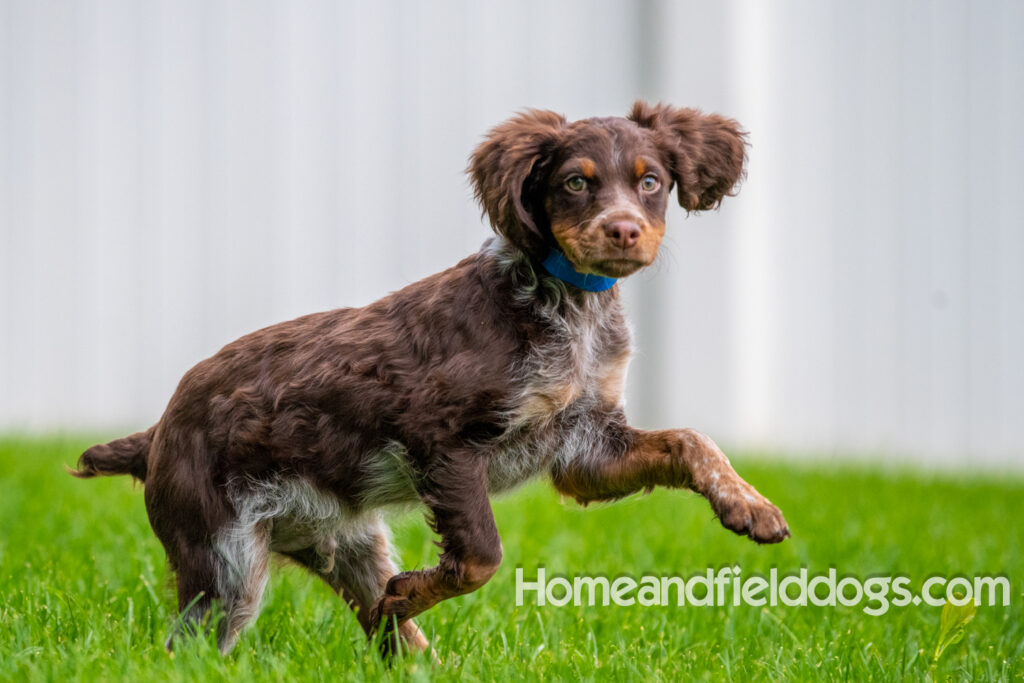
[468,109,567,251]
[628,101,747,211]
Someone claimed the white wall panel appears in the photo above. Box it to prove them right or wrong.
[718,0,1023,464]
[0,0,1020,468]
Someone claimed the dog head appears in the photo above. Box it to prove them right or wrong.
[469,101,747,278]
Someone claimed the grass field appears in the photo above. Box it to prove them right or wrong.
[0,436,1021,681]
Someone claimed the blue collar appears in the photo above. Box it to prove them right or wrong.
[540,250,617,292]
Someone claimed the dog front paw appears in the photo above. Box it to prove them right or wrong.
[369,594,411,633]
[708,481,790,544]
[368,571,423,634]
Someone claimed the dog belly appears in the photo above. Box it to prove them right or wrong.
[222,476,390,572]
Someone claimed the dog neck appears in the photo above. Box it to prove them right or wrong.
[482,236,618,317]
[539,250,618,292]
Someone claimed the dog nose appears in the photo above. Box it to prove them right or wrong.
[603,220,641,249]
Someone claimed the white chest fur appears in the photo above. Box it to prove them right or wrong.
[486,298,633,494]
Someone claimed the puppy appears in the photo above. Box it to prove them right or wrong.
[73,101,789,656]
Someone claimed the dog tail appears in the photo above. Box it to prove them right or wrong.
[70,426,155,483]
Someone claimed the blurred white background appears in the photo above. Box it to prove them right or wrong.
[1,0,1021,468]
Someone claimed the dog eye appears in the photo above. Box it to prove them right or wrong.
[565,175,587,193]
[640,174,660,192]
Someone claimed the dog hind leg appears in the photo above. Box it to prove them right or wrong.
[165,545,220,651]
[164,521,271,655]
[211,519,271,654]
[282,514,430,655]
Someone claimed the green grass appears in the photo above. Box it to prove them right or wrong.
[1,435,1021,681]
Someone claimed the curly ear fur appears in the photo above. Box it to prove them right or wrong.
[468,109,567,254]
[628,101,747,211]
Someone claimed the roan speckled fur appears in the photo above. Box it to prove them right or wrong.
[73,102,789,656]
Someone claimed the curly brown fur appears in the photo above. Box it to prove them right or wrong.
[74,101,786,657]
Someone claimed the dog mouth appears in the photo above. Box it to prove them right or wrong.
[591,258,646,277]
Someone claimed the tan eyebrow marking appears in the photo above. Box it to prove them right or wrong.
[580,158,596,179]
[634,157,647,178]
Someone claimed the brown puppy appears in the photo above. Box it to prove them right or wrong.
[73,101,788,656]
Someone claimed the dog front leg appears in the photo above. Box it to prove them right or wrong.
[368,457,503,642]
[552,427,789,544]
